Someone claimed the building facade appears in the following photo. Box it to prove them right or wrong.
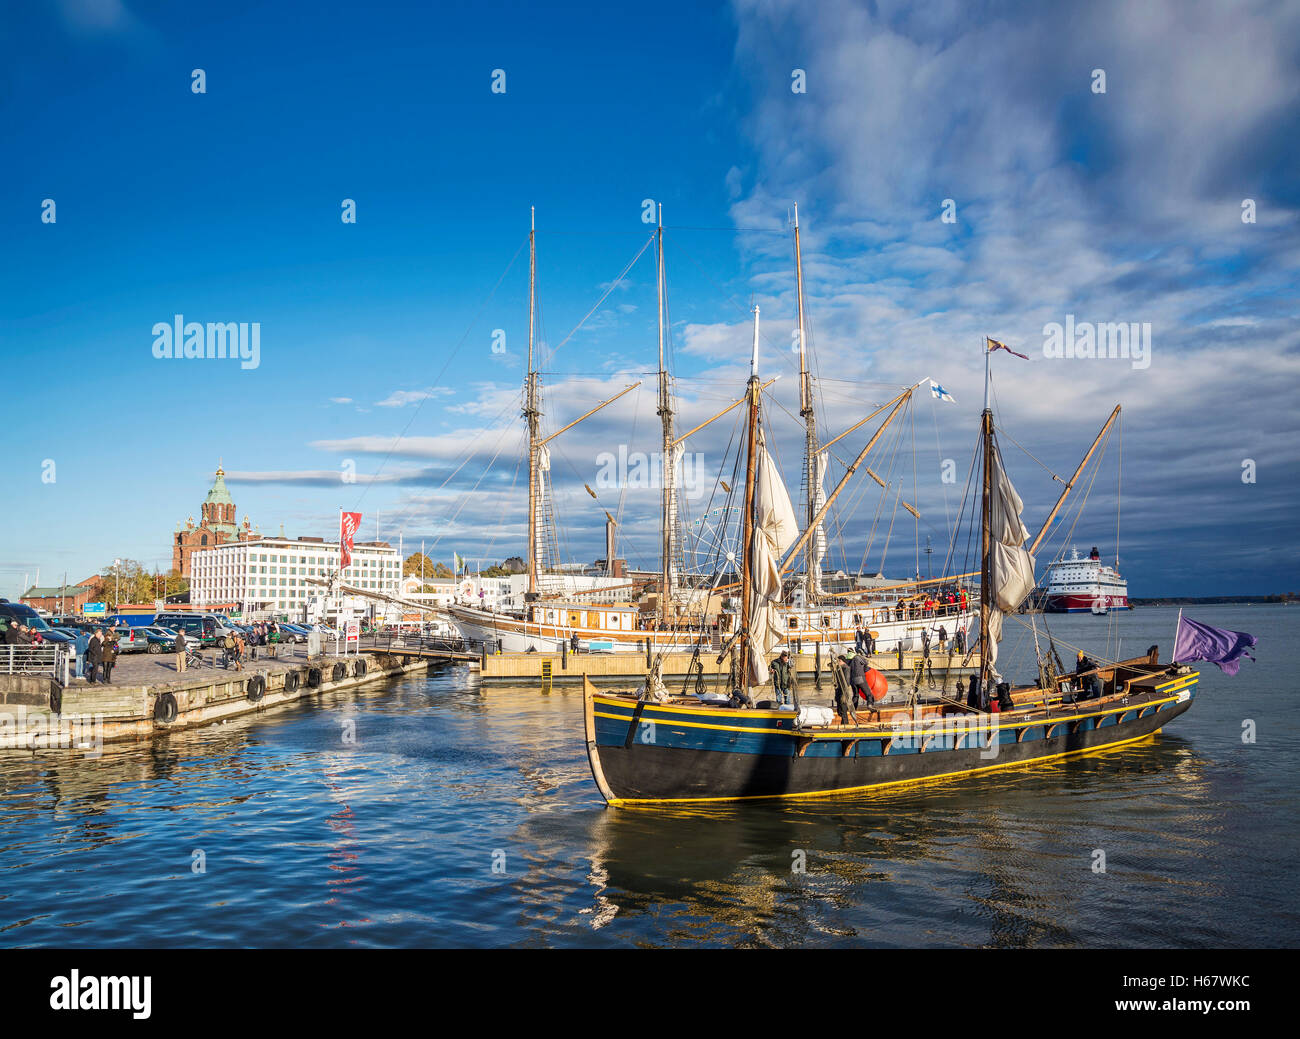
[190,536,400,620]
[173,464,258,578]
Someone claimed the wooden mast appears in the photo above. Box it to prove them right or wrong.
[794,205,819,606]
[1028,405,1121,556]
[738,305,761,701]
[777,387,914,577]
[978,407,994,707]
[656,204,674,616]
[525,207,541,599]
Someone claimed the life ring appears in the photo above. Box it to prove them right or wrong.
[247,674,266,702]
[307,667,323,688]
[332,663,347,682]
[154,692,178,723]
[284,670,301,692]
[354,658,368,677]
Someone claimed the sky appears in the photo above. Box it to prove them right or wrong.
[1,0,1297,599]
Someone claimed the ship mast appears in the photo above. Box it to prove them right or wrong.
[738,305,761,702]
[656,204,674,616]
[978,406,993,705]
[794,205,820,606]
[525,206,541,598]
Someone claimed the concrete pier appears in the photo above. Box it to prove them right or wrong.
[0,648,432,750]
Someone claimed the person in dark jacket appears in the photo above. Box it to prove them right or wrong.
[85,630,103,683]
[832,655,857,725]
[769,650,794,707]
[1075,650,1102,700]
[174,628,188,673]
[848,649,869,706]
[101,632,118,684]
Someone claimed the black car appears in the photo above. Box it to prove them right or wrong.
[0,600,75,644]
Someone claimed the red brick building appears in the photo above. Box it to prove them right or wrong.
[172,464,258,578]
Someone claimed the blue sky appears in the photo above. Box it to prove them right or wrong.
[2,0,1297,599]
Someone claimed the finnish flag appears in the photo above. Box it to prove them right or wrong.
[930,379,955,403]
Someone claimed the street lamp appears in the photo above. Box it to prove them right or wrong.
[113,558,121,608]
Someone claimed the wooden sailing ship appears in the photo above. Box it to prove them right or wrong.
[583,332,1201,806]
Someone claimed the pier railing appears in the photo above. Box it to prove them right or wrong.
[0,644,61,677]
[358,632,495,659]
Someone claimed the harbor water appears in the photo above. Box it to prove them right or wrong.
[0,605,1294,947]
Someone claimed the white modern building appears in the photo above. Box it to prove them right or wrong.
[190,536,401,621]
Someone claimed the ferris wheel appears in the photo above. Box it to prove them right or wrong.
[680,504,744,577]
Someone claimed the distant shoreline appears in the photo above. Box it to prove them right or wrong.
[1129,596,1296,606]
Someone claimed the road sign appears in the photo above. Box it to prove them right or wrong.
[345,620,359,644]
[83,603,106,616]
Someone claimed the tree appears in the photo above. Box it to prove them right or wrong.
[403,552,435,578]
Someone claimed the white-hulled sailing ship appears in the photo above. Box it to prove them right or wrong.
[447,207,978,656]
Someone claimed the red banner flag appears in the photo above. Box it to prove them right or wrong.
[340,511,362,570]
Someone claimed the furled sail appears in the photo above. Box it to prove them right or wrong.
[984,445,1036,671]
[748,430,800,686]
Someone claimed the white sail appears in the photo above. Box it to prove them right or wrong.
[748,430,799,686]
[984,447,1036,670]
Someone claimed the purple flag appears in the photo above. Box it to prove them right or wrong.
[1173,615,1257,675]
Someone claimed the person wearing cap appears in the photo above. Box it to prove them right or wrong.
[769,649,794,708]
[847,648,869,707]
[1075,649,1101,700]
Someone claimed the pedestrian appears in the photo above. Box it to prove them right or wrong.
[832,654,857,725]
[854,624,867,655]
[769,649,794,708]
[232,631,245,672]
[174,627,188,673]
[937,624,948,652]
[101,631,118,684]
[85,629,103,683]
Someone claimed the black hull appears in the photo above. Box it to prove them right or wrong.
[593,700,1190,804]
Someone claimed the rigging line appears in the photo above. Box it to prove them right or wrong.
[354,237,527,505]
[996,422,1062,482]
[549,234,655,359]
[931,397,952,547]
[663,224,791,233]
[912,403,920,579]
[1047,433,1110,564]
[938,426,981,580]
[425,420,522,552]
[481,432,528,562]
[362,389,526,541]
[1115,413,1122,568]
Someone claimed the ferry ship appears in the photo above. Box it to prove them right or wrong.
[1041,547,1129,613]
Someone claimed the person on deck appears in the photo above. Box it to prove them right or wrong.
[832,654,857,725]
[1075,650,1102,700]
[848,649,868,707]
[854,624,867,655]
[937,624,948,652]
[955,626,966,655]
[920,627,932,660]
[769,650,795,708]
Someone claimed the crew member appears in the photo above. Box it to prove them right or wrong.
[769,649,794,708]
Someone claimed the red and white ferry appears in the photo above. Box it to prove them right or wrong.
[1041,546,1129,613]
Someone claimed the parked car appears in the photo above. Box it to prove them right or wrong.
[152,611,237,647]
[0,600,75,644]
[110,626,152,653]
[275,623,310,643]
[138,626,179,654]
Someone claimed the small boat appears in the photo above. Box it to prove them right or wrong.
[584,332,1203,806]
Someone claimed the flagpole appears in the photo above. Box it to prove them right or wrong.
[1172,607,1183,664]
[983,335,991,411]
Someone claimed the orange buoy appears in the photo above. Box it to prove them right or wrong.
[864,668,888,702]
